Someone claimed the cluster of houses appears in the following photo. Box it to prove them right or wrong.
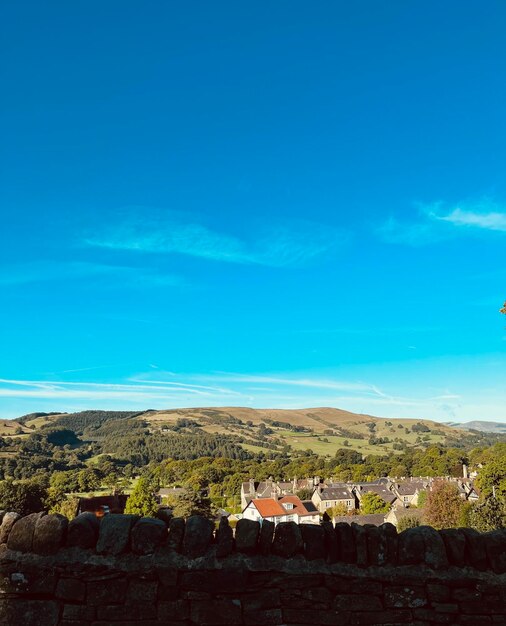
[240,473,480,528]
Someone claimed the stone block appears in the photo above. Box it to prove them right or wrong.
[333,594,382,611]
[33,513,67,554]
[0,512,21,545]
[126,579,158,604]
[130,517,167,555]
[335,522,355,563]
[181,569,248,593]
[242,589,280,611]
[258,519,274,555]
[216,516,234,557]
[398,526,424,565]
[272,521,303,558]
[96,513,138,555]
[67,512,100,549]
[56,577,86,602]
[7,512,44,552]
[439,528,466,567]
[416,525,448,569]
[157,599,189,621]
[182,515,213,558]
[385,585,427,608]
[244,608,283,625]
[485,529,506,574]
[352,523,368,566]
[300,523,325,560]
[167,516,185,551]
[235,518,260,553]
[379,522,398,564]
[87,578,127,605]
[322,521,338,563]
[0,599,59,626]
[190,599,242,625]
[62,604,96,621]
[461,527,488,570]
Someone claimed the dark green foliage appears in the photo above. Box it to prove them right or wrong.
[412,422,431,433]
[0,478,48,516]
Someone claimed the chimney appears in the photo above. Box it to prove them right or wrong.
[463,464,468,479]
[249,478,255,495]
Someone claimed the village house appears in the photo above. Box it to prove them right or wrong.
[241,476,320,509]
[353,483,399,509]
[311,486,356,513]
[385,506,425,528]
[390,480,427,507]
[242,495,319,525]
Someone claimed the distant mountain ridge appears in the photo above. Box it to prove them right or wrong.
[446,420,506,433]
[3,406,505,458]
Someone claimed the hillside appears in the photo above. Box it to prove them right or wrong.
[5,406,501,459]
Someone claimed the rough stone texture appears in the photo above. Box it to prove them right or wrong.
[167,516,185,551]
[182,515,213,558]
[0,599,59,626]
[216,516,234,557]
[272,521,303,558]
[300,523,325,561]
[417,525,448,569]
[67,512,100,549]
[33,514,68,555]
[96,513,139,555]
[380,522,398,565]
[130,517,167,555]
[461,527,488,570]
[235,518,260,553]
[335,522,355,563]
[258,519,274,555]
[322,521,338,563]
[1,531,506,626]
[7,512,45,552]
[0,512,21,544]
[352,523,368,567]
[485,529,506,574]
[440,528,466,567]
[398,527,425,565]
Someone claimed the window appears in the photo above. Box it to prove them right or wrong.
[284,503,294,510]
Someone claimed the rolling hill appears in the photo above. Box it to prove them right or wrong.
[6,406,501,458]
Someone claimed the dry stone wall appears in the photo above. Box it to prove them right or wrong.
[0,510,506,625]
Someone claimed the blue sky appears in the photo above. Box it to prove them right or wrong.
[1,1,505,421]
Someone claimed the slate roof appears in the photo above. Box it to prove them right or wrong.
[319,487,353,501]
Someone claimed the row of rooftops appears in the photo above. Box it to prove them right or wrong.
[241,475,480,509]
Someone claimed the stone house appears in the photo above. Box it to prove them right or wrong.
[242,495,319,525]
[311,486,356,513]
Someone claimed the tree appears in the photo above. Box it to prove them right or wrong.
[424,482,464,529]
[0,478,48,516]
[125,477,159,517]
[501,302,506,315]
[417,490,428,508]
[397,514,421,532]
[469,497,506,532]
[167,489,215,519]
[360,492,390,514]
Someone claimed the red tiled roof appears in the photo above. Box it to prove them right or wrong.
[252,499,287,517]
[279,495,314,516]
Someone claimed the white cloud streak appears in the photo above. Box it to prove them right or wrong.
[378,199,506,246]
[83,211,347,268]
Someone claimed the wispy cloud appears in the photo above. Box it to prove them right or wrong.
[0,261,181,288]
[0,369,504,423]
[434,207,506,231]
[83,210,347,268]
[378,199,506,246]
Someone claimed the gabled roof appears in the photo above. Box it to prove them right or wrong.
[249,498,286,517]
[319,487,353,501]
[357,485,397,504]
[279,495,315,517]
